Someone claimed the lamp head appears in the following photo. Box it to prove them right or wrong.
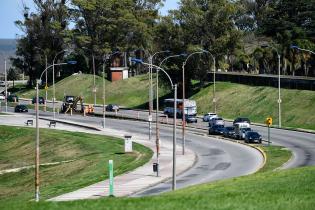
[130,58,143,64]
[290,45,299,49]
[67,60,77,65]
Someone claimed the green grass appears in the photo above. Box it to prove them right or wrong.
[1,144,313,210]
[12,75,315,130]
[191,82,315,130]
[0,125,153,203]
[16,74,170,108]
[258,145,292,173]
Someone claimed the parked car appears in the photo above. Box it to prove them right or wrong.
[245,131,262,144]
[7,94,19,102]
[32,96,45,104]
[203,113,218,122]
[209,124,225,135]
[106,104,119,112]
[14,104,28,112]
[209,117,224,127]
[233,117,251,125]
[185,115,198,123]
[223,126,235,138]
[0,94,5,100]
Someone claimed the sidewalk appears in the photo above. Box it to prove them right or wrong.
[0,114,196,201]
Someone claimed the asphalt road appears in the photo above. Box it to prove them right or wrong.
[6,108,264,196]
[5,105,315,196]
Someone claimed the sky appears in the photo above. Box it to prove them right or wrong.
[0,0,180,39]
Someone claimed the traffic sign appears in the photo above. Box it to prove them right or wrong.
[266,117,272,126]
[44,85,48,90]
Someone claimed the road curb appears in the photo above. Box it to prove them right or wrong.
[39,117,102,131]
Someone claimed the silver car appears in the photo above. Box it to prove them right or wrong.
[203,113,218,122]
[209,117,224,127]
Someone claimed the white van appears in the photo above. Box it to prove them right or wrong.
[234,122,251,139]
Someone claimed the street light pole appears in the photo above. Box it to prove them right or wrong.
[4,59,7,112]
[35,61,76,202]
[172,84,177,190]
[277,53,281,128]
[155,54,184,177]
[52,50,65,119]
[35,47,48,111]
[102,61,106,128]
[131,58,177,191]
[201,50,216,113]
[262,45,281,127]
[92,53,96,106]
[148,50,170,142]
[181,51,204,155]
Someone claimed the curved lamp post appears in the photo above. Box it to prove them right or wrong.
[35,60,76,202]
[199,49,216,113]
[131,58,178,191]
[148,50,170,141]
[154,53,186,177]
[102,51,121,128]
[261,44,281,128]
[291,45,315,55]
[181,51,207,155]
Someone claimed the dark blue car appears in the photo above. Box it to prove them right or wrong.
[209,124,225,135]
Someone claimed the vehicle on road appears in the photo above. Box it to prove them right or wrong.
[202,113,218,122]
[234,122,251,139]
[233,117,251,125]
[223,126,235,138]
[245,131,262,144]
[7,94,19,102]
[163,99,197,118]
[185,115,198,123]
[32,96,45,104]
[209,124,225,135]
[0,94,5,100]
[106,104,119,112]
[61,95,94,114]
[208,117,224,127]
[14,104,28,112]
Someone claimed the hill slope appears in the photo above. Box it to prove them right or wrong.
[191,82,315,130]
[17,74,315,130]
[18,73,170,108]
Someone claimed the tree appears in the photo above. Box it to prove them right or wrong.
[13,0,71,87]
[7,68,19,88]
[70,0,163,75]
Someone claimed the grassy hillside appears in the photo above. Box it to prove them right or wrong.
[3,158,315,210]
[0,125,152,201]
[16,74,315,130]
[191,82,315,130]
[18,73,170,108]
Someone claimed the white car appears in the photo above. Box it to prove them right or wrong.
[209,117,225,127]
[203,113,218,122]
[0,94,5,100]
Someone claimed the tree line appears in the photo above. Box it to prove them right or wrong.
[11,0,315,94]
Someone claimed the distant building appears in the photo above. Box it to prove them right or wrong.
[109,52,129,81]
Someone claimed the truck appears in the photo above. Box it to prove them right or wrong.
[163,99,197,118]
[60,95,94,114]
